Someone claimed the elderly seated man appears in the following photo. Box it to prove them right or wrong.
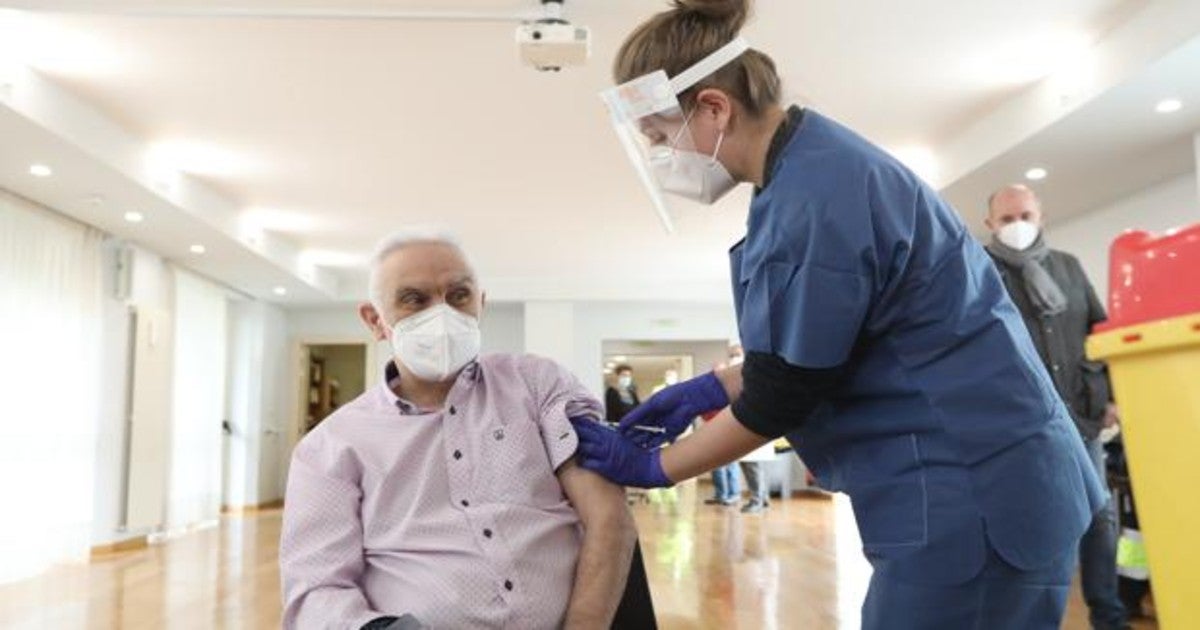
[280,230,637,630]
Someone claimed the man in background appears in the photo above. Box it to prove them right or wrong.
[984,185,1129,630]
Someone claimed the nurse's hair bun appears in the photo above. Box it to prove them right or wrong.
[615,0,779,117]
[671,0,750,31]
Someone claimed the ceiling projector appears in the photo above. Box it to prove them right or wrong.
[515,1,591,72]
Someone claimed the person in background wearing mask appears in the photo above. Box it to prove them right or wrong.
[985,185,1130,630]
[605,364,641,425]
[652,368,681,395]
[572,1,1106,628]
[279,230,637,630]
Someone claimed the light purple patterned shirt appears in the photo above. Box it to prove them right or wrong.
[280,354,602,630]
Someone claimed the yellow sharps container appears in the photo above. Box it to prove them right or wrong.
[1086,225,1200,629]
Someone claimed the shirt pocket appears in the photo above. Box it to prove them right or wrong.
[477,418,564,507]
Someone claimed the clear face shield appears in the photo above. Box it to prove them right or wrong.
[600,37,750,232]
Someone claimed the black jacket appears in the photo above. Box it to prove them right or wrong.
[604,386,640,425]
[989,248,1112,439]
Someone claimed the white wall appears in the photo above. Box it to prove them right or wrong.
[167,269,228,529]
[225,300,291,508]
[481,302,525,355]
[1049,173,1200,294]
[259,303,291,503]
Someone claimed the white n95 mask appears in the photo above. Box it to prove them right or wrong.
[648,132,737,205]
[390,304,481,382]
[998,221,1040,251]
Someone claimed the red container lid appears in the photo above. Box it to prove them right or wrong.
[1096,222,1200,331]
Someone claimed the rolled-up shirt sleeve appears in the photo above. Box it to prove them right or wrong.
[280,438,384,630]
[522,356,604,471]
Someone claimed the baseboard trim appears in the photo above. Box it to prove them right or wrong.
[222,499,284,515]
[90,535,149,559]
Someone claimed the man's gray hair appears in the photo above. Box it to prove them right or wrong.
[367,227,473,306]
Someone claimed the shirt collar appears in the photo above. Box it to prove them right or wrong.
[381,359,482,415]
[756,105,805,194]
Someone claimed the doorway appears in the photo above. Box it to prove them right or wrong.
[303,344,369,434]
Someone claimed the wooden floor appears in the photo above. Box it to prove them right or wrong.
[0,481,1158,629]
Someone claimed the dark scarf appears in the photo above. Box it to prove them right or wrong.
[986,233,1068,317]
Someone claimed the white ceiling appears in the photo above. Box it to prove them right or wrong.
[945,35,1200,232]
[2,0,1196,304]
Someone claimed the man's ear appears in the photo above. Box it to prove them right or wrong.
[358,302,388,342]
[984,216,996,232]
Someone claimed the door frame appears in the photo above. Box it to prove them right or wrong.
[288,336,378,453]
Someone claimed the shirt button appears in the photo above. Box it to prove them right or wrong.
[504,580,514,591]
[449,406,457,415]
[453,450,462,460]
[461,499,469,507]
[483,528,493,538]
[1052,364,1061,372]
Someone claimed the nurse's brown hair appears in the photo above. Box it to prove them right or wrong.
[614,0,782,117]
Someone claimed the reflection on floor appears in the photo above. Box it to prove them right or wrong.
[0,481,1159,629]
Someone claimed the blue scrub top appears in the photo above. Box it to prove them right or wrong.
[731,110,1106,584]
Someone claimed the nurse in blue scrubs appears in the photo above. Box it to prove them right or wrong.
[572,2,1107,628]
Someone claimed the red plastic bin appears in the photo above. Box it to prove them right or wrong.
[1095,223,1200,332]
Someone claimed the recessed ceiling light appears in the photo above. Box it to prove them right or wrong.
[273,286,288,296]
[1155,98,1183,114]
[189,244,206,255]
[29,163,52,177]
[1025,167,1048,181]
[123,211,145,223]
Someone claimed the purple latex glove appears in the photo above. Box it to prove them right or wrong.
[570,417,672,488]
[618,372,729,448]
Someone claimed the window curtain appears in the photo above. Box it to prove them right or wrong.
[0,190,103,584]
[167,268,227,530]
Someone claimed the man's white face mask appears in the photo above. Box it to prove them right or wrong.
[997,220,1040,251]
[390,303,481,382]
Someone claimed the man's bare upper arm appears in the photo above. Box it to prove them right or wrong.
[556,458,632,525]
